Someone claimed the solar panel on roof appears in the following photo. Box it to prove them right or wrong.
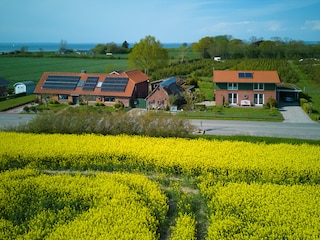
[245,72,253,78]
[42,75,80,90]
[238,72,253,78]
[82,76,99,91]
[101,77,128,92]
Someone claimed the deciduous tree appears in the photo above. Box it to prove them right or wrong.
[128,35,169,75]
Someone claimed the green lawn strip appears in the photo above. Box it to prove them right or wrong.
[0,95,37,111]
[178,107,282,121]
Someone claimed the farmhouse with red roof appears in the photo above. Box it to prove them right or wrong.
[34,69,149,107]
[213,70,282,106]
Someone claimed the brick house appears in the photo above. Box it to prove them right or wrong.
[34,69,149,107]
[213,70,281,106]
[146,77,185,109]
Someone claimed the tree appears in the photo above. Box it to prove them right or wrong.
[179,43,188,63]
[193,36,215,58]
[182,89,195,110]
[122,40,129,49]
[128,35,169,75]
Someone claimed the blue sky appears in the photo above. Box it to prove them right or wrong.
[0,0,319,43]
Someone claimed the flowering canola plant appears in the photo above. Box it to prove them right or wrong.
[1,132,319,184]
[0,169,168,239]
[1,132,320,239]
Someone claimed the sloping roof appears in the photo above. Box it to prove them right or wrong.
[0,77,10,87]
[124,69,149,84]
[160,77,184,96]
[13,81,36,87]
[34,70,149,97]
[213,70,281,83]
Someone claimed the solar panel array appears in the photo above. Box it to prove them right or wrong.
[82,76,99,91]
[42,75,80,90]
[238,72,253,78]
[101,77,128,92]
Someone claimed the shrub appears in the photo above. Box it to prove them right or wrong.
[48,100,59,104]
[23,106,30,112]
[266,97,277,108]
[300,98,308,106]
[10,111,194,137]
[94,102,104,107]
[302,102,313,114]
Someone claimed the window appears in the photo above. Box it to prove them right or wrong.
[253,83,264,90]
[96,82,103,88]
[77,81,84,87]
[58,94,68,100]
[228,93,238,105]
[254,93,264,105]
[227,83,238,90]
[104,97,115,102]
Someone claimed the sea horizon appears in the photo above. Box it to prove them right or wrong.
[0,42,189,53]
[0,41,318,53]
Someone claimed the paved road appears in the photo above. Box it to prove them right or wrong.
[191,120,320,140]
[0,110,319,140]
[0,113,37,129]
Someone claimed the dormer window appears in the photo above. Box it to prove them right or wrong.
[253,83,264,90]
[227,83,238,90]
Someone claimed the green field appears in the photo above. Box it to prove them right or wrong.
[0,57,129,85]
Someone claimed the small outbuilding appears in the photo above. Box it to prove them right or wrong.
[146,77,185,110]
[13,81,36,95]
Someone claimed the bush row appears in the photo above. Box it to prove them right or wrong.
[7,109,194,138]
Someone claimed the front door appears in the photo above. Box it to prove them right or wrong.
[72,96,79,105]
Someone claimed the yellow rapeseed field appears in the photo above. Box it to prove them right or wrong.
[1,132,319,182]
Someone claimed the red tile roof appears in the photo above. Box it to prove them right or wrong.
[213,70,281,83]
[34,69,149,97]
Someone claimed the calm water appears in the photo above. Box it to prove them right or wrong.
[0,42,186,53]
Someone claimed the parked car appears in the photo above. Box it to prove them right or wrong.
[284,96,295,102]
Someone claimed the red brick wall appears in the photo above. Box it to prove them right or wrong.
[146,88,168,109]
[215,90,277,106]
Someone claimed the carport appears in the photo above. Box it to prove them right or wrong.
[276,83,302,103]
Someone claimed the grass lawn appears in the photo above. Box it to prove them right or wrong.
[0,94,37,111]
[150,106,283,122]
[191,106,282,121]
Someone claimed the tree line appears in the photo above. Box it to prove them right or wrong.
[127,35,320,77]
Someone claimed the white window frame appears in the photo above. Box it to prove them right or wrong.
[254,93,264,105]
[58,94,68,100]
[227,83,238,90]
[253,83,264,90]
[228,93,238,105]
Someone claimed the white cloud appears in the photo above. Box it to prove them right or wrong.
[265,21,284,32]
[305,20,320,30]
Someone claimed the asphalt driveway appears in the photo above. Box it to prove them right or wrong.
[278,102,314,123]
